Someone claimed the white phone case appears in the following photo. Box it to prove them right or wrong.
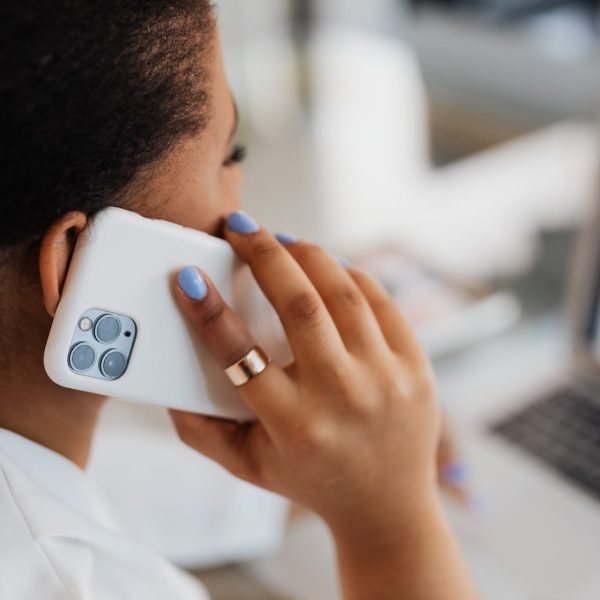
[44,207,293,420]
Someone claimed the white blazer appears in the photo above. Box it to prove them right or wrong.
[0,429,209,600]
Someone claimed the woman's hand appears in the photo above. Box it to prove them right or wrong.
[171,211,476,600]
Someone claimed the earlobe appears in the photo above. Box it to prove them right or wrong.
[39,211,87,317]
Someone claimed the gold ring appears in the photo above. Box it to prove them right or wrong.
[224,346,271,387]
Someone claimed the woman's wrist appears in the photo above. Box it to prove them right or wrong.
[328,485,443,559]
[329,490,477,600]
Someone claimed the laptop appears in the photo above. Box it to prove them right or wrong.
[446,201,600,599]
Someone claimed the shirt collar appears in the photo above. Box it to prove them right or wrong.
[0,429,206,596]
[0,428,102,523]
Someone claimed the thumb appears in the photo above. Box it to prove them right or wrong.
[169,409,261,483]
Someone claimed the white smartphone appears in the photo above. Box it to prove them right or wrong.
[44,207,293,420]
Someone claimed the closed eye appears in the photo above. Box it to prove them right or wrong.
[223,143,247,167]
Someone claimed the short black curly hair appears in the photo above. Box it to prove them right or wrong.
[0,0,215,250]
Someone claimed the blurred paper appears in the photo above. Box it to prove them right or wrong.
[354,246,521,357]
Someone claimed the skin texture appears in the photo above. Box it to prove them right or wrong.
[0,28,476,599]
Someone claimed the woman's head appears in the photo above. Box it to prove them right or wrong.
[1,1,243,369]
[2,0,243,254]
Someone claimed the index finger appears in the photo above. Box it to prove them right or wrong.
[223,211,348,370]
[174,266,294,426]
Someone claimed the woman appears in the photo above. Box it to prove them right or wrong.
[0,2,477,598]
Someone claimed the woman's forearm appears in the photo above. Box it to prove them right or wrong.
[333,495,477,600]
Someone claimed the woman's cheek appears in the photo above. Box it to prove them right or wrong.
[221,167,243,211]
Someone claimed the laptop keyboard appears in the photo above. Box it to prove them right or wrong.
[492,388,600,501]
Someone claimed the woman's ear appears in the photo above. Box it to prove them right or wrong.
[39,211,87,317]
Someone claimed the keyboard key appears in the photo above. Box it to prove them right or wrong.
[491,388,600,502]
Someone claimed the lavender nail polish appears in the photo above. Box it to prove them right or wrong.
[178,267,208,300]
[226,211,259,234]
[443,462,469,485]
[275,232,298,245]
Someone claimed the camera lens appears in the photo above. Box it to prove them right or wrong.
[69,343,95,372]
[95,315,121,343]
[100,350,127,380]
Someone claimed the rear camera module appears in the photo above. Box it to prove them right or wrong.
[100,350,127,380]
[69,343,96,372]
[68,309,136,380]
[95,314,121,344]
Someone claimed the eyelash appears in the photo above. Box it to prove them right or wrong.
[224,143,247,167]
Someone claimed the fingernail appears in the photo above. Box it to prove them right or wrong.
[337,256,351,269]
[443,462,469,485]
[275,232,298,245]
[226,211,260,234]
[178,267,208,300]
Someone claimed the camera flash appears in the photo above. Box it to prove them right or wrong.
[79,317,93,331]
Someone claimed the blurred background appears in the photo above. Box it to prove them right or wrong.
[92,2,600,599]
